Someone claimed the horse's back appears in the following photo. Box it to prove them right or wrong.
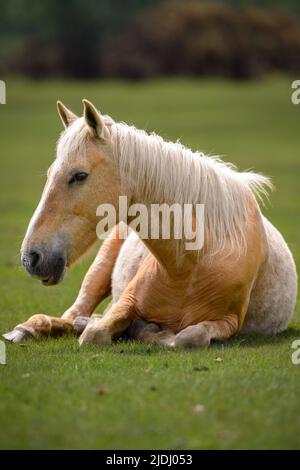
[242,216,297,334]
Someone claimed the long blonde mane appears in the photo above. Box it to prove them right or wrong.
[57,117,273,256]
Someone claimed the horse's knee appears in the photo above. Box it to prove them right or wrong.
[17,313,52,338]
[24,314,73,337]
[79,320,111,347]
[27,314,52,329]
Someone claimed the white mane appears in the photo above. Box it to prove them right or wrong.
[57,117,273,256]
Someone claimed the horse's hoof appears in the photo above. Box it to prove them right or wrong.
[2,327,34,343]
[73,316,91,335]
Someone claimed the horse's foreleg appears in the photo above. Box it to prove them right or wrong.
[78,293,136,346]
[62,225,124,321]
[3,314,74,342]
[73,304,113,335]
[3,225,124,343]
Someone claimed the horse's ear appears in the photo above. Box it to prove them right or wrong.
[82,99,110,140]
[56,101,78,128]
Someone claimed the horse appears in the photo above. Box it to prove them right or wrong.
[3,99,297,347]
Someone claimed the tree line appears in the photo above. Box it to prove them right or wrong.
[1,0,300,79]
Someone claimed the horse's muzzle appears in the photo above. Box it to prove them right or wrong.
[22,247,67,286]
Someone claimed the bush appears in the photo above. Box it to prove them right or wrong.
[8,40,64,78]
[102,2,300,79]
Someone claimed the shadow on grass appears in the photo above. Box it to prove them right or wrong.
[4,326,299,356]
[224,327,300,349]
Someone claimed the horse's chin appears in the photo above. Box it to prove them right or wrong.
[41,268,66,286]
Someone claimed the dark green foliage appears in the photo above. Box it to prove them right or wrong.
[103,2,300,79]
[1,1,300,78]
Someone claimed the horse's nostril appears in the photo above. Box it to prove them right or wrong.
[29,250,41,269]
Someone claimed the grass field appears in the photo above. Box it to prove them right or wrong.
[0,77,299,450]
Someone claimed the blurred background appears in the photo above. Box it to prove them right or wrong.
[1,0,300,80]
[0,0,300,450]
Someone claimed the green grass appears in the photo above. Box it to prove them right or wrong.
[0,77,299,449]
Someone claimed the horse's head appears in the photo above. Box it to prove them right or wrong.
[21,100,121,285]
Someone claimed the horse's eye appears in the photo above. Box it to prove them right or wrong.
[69,172,88,185]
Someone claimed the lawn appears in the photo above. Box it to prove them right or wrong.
[0,77,299,450]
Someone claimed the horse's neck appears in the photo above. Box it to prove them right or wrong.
[112,122,264,271]
[113,127,209,270]
[124,205,187,271]
[142,235,186,272]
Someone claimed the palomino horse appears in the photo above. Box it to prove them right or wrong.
[3,100,297,347]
